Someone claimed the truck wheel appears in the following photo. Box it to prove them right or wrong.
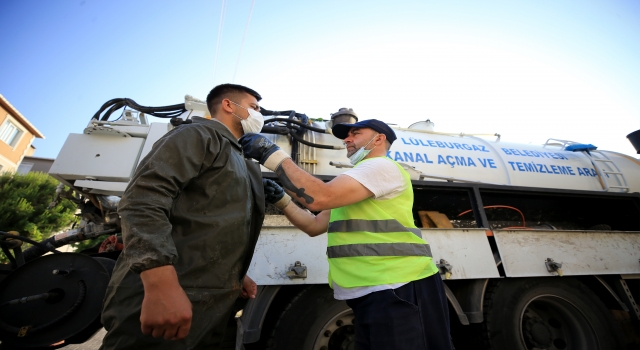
[483,277,625,350]
[266,285,355,350]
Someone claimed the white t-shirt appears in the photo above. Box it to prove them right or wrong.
[332,157,410,300]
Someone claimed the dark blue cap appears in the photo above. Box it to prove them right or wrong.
[332,119,397,144]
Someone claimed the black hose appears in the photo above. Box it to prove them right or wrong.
[0,245,17,268]
[263,118,327,133]
[21,236,58,262]
[21,229,118,262]
[0,292,53,308]
[92,98,186,122]
[0,232,60,256]
[91,98,126,121]
[288,129,341,150]
[102,101,127,121]
[290,130,299,164]
[289,111,306,139]
[261,126,290,135]
[262,116,338,149]
[260,108,297,117]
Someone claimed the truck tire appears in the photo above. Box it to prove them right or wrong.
[483,277,625,350]
[266,285,355,350]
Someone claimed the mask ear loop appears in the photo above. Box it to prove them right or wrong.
[364,133,381,151]
[228,100,250,121]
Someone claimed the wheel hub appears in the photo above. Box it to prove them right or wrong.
[519,295,600,350]
[313,310,356,350]
[525,318,553,348]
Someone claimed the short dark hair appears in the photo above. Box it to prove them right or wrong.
[206,84,262,115]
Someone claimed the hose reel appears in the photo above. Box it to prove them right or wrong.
[0,253,112,348]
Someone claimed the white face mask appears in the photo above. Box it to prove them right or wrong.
[230,100,264,134]
[348,134,378,165]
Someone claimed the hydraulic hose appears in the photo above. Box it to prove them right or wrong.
[0,232,60,256]
[261,126,290,135]
[260,108,327,133]
[264,118,326,133]
[20,236,65,262]
[92,98,186,121]
[288,129,342,150]
[262,120,337,148]
[21,228,118,262]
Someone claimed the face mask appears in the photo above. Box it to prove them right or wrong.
[230,100,264,134]
[348,134,379,165]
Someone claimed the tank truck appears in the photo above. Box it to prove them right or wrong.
[1,96,639,350]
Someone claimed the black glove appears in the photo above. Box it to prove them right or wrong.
[263,179,284,203]
[262,178,291,210]
[239,133,291,171]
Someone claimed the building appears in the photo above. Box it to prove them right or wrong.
[17,155,55,174]
[0,94,45,173]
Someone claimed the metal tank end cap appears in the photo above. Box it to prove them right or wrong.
[331,107,358,119]
[626,129,640,154]
[327,108,359,135]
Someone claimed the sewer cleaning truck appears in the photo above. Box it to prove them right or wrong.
[1,96,639,350]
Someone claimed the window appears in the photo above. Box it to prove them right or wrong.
[17,162,34,174]
[0,118,23,147]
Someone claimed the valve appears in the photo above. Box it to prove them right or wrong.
[286,261,307,279]
[545,258,563,276]
[437,259,453,280]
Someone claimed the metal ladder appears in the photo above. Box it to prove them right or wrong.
[543,138,629,192]
[586,151,629,192]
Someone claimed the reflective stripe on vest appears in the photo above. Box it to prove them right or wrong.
[327,242,432,258]
[328,219,423,238]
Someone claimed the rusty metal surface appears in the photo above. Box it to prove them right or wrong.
[494,230,640,277]
[248,227,328,285]
[422,228,500,279]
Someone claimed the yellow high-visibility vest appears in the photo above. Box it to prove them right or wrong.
[327,157,439,288]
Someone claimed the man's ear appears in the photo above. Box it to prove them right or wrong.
[377,133,387,146]
[220,99,234,113]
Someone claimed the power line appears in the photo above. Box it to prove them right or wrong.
[213,0,227,84]
[233,0,256,83]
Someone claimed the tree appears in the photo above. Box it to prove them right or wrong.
[0,171,78,263]
[71,236,105,253]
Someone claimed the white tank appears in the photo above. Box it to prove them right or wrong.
[271,122,640,194]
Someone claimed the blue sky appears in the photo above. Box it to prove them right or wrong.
[1,0,639,158]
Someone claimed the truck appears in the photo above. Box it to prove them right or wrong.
[0,95,639,350]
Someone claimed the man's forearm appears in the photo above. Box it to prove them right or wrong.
[281,201,329,237]
[275,160,331,210]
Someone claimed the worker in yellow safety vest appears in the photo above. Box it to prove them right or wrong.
[240,116,452,350]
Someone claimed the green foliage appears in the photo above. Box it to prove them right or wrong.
[71,236,105,253]
[0,172,78,263]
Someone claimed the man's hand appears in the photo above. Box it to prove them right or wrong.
[241,275,257,299]
[140,266,192,340]
[263,179,291,210]
[239,133,291,171]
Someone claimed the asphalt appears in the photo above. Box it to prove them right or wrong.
[60,329,105,350]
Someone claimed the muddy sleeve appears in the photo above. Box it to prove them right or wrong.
[118,125,220,273]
